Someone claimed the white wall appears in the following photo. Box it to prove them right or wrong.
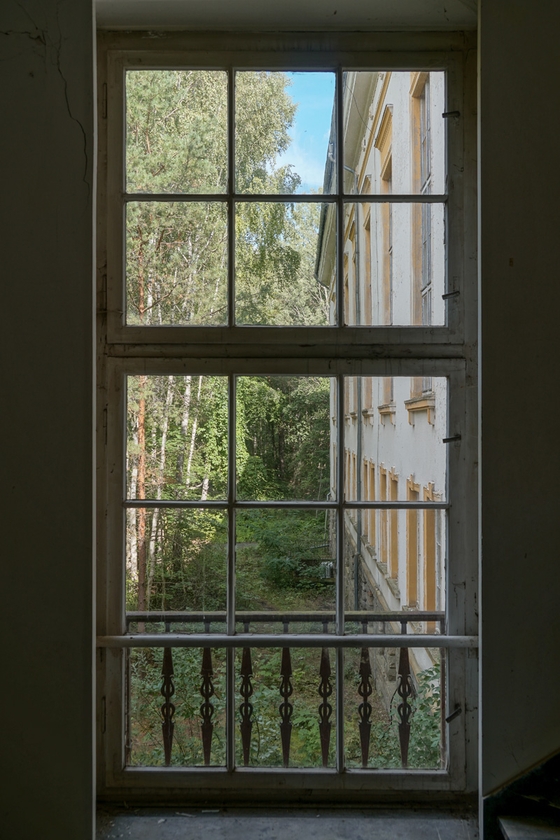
[0,1,94,837]
[479,0,560,796]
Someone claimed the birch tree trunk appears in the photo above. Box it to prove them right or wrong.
[147,376,175,609]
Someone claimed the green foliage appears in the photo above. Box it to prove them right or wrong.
[129,647,442,770]
[129,647,226,766]
[345,660,443,770]
[125,69,326,327]
[235,507,332,611]
[406,662,442,767]
[236,376,330,501]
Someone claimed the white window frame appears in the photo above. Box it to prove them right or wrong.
[96,30,478,804]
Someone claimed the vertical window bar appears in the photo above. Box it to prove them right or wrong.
[336,372,345,772]
[226,372,236,769]
[121,71,127,326]
[336,67,344,328]
[444,66,452,323]
[228,68,236,328]
[227,70,237,769]
[121,70,126,193]
[335,66,346,774]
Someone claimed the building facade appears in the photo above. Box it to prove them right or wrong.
[318,71,448,691]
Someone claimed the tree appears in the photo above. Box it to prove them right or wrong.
[125,70,330,615]
[125,70,322,327]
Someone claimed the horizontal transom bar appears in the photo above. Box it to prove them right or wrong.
[97,633,477,649]
[122,499,450,509]
[125,610,446,624]
[124,193,448,204]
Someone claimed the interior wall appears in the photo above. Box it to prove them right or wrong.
[0,1,94,837]
[479,0,560,795]
[2,0,560,834]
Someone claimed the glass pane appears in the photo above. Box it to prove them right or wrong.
[343,506,446,617]
[236,376,332,501]
[126,70,227,194]
[342,71,445,195]
[343,376,448,501]
[235,647,337,767]
[235,202,332,325]
[126,375,228,501]
[344,647,443,769]
[126,202,227,326]
[126,509,227,613]
[337,202,445,326]
[127,647,226,766]
[236,71,336,195]
[235,509,336,625]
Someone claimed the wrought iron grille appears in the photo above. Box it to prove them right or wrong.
[104,609,469,770]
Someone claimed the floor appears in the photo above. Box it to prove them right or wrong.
[96,807,479,840]
[499,817,560,840]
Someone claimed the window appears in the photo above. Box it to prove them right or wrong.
[406,478,420,608]
[97,31,477,803]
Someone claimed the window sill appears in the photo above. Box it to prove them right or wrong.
[377,402,396,425]
[404,393,435,425]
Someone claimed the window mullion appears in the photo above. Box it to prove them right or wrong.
[226,372,236,770]
[336,66,344,329]
[227,72,237,777]
[336,371,345,771]
[227,373,236,633]
[228,67,235,328]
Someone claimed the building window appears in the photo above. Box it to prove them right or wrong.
[97,31,477,802]
[406,478,420,608]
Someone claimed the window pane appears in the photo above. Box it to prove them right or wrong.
[342,71,445,195]
[343,507,446,617]
[343,376,448,501]
[236,376,332,501]
[126,509,227,613]
[127,646,226,766]
[235,646,337,768]
[126,70,228,194]
[126,202,228,326]
[344,647,443,769]
[235,509,336,622]
[337,202,445,326]
[236,71,336,195]
[235,201,332,325]
[126,375,228,501]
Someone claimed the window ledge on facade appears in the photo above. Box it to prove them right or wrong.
[386,577,401,599]
[376,560,388,576]
[377,402,396,425]
[362,407,375,425]
[374,560,400,600]
[404,393,435,425]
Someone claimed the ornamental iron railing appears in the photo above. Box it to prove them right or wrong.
[123,610,446,770]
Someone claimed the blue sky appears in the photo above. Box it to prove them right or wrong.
[277,72,336,193]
